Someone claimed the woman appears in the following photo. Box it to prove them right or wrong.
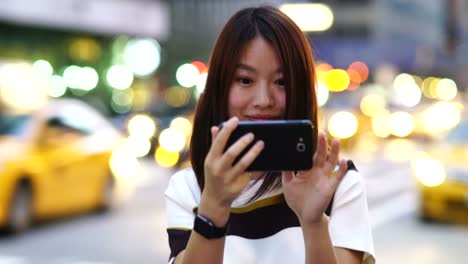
[165,6,375,264]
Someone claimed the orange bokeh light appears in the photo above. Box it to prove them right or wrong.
[191,61,208,74]
[316,63,334,72]
[348,61,369,83]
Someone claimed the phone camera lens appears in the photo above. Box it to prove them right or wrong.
[296,143,306,152]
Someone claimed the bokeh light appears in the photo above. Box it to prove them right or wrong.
[279,3,334,32]
[388,111,414,137]
[328,111,358,139]
[324,69,350,92]
[176,63,200,88]
[360,94,387,117]
[316,80,330,107]
[196,72,208,99]
[391,73,422,107]
[422,102,461,134]
[0,62,49,112]
[348,61,369,83]
[155,146,180,168]
[159,128,186,152]
[106,65,134,90]
[63,65,99,91]
[191,61,208,74]
[32,60,53,78]
[48,75,67,98]
[170,116,193,138]
[435,78,457,101]
[69,37,101,62]
[111,90,133,114]
[165,86,191,107]
[110,144,141,179]
[124,38,161,77]
[372,110,391,138]
[125,136,152,158]
[128,114,157,139]
[412,152,446,187]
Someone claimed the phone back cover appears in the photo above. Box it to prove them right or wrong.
[226,120,313,171]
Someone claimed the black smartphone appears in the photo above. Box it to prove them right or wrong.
[221,120,313,171]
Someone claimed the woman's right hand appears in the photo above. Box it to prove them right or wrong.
[198,117,264,226]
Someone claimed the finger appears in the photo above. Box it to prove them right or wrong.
[221,132,255,165]
[205,126,220,161]
[331,159,348,186]
[231,140,264,175]
[327,138,340,173]
[210,116,239,156]
[211,126,219,139]
[313,132,328,167]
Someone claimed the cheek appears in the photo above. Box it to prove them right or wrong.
[228,87,247,114]
[277,90,287,112]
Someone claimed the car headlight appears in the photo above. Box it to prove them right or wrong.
[412,152,446,187]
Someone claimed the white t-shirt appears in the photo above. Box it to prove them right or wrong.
[165,166,375,264]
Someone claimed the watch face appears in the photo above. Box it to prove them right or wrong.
[194,213,228,239]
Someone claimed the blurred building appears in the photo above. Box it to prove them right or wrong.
[0,0,466,116]
[312,0,466,85]
[166,0,467,88]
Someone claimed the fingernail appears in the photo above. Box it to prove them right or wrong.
[257,140,265,148]
[230,116,239,123]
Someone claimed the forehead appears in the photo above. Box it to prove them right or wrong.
[237,37,281,69]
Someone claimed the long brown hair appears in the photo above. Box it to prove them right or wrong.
[190,6,318,200]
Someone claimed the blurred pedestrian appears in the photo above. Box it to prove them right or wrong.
[165,6,375,264]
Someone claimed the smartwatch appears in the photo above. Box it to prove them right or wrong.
[193,212,229,239]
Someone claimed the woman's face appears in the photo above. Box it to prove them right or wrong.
[228,37,286,121]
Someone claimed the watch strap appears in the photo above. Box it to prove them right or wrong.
[193,212,229,239]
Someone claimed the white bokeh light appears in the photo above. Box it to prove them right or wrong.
[316,80,330,107]
[107,65,134,90]
[176,63,199,88]
[124,38,161,77]
[48,75,67,98]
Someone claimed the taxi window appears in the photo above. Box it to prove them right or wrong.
[46,117,89,135]
[0,114,30,137]
[55,104,103,134]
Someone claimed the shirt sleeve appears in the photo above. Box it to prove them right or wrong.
[165,169,200,263]
[328,168,376,264]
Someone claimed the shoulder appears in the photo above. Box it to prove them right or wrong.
[164,168,201,201]
[335,160,366,203]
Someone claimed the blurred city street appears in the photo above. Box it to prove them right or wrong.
[1,0,468,263]
[1,140,468,264]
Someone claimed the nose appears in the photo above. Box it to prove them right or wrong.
[253,82,274,108]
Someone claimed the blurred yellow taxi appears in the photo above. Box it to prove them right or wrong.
[412,120,468,223]
[0,99,140,233]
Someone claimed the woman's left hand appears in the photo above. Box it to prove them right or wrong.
[282,131,348,226]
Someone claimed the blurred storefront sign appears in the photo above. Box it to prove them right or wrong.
[0,0,169,39]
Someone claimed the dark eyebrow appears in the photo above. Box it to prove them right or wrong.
[236,63,283,74]
[236,63,256,73]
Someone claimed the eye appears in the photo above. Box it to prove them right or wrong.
[236,77,253,85]
[275,79,286,86]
